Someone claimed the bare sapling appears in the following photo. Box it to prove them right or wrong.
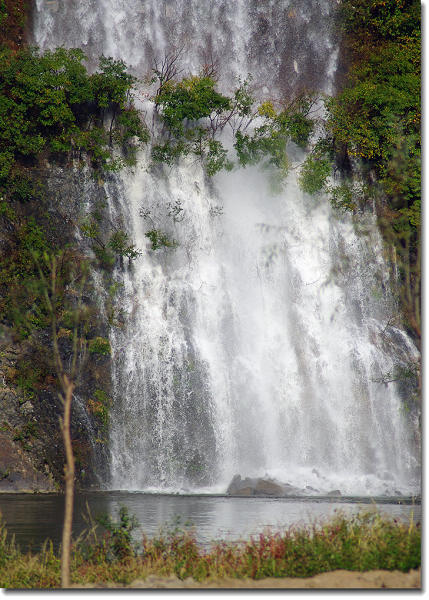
[36,251,88,588]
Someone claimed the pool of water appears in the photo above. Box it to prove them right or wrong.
[0,492,421,553]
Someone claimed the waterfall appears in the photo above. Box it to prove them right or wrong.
[33,0,420,496]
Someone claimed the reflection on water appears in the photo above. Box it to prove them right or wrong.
[0,492,421,553]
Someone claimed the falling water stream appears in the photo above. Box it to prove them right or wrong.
[33,0,420,497]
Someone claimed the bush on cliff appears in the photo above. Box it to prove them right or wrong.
[298,0,421,339]
[0,46,149,198]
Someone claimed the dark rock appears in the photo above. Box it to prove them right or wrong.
[281,483,302,496]
[227,475,257,496]
[326,489,342,497]
[234,487,255,496]
[305,485,319,493]
[0,433,55,492]
[226,474,303,497]
[0,166,114,491]
[254,479,285,496]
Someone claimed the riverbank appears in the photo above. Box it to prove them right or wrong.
[72,569,421,589]
[0,510,420,589]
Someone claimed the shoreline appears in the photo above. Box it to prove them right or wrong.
[71,569,421,589]
[0,489,422,503]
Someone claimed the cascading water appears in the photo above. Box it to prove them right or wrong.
[33,0,420,496]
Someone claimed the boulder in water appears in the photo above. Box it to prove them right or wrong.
[326,489,342,497]
[254,478,285,496]
[226,474,302,497]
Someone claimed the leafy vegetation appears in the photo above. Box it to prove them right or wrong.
[0,511,420,587]
[0,42,147,338]
[0,46,148,198]
[108,230,142,260]
[299,0,421,339]
[0,0,28,50]
[152,66,315,179]
[88,337,111,356]
[95,507,139,561]
[145,229,177,251]
[88,390,111,436]
[155,75,231,134]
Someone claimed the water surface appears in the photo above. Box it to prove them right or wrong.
[0,492,420,553]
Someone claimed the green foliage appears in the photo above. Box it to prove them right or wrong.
[328,182,357,212]
[91,56,135,109]
[298,154,331,195]
[152,70,316,179]
[298,0,421,337]
[88,336,111,356]
[0,44,146,335]
[339,0,420,43]
[16,359,44,403]
[0,213,53,336]
[88,389,111,432]
[93,246,116,270]
[205,139,233,176]
[0,511,421,587]
[0,0,30,51]
[81,213,141,268]
[326,0,420,217]
[325,46,419,167]
[155,75,231,135]
[145,229,177,251]
[151,140,190,166]
[96,507,139,561]
[233,77,255,117]
[328,181,372,213]
[0,1,7,26]
[275,96,315,148]
[13,421,38,449]
[152,74,233,169]
[0,46,148,197]
[372,359,419,386]
[234,129,287,171]
[234,96,314,174]
[283,111,314,148]
[108,230,142,260]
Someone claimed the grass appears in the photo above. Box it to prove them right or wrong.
[0,510,421,588]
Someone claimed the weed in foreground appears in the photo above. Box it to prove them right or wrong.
[0,509,421,588]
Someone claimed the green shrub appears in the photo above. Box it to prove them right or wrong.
[0,510,421,588]
[298,154,331,195]
[155,75,231,135]
[152,71,316,179]
[88,389,111,432]
[0,46,149,197]
[88,336,111,356]
[96,506,139,561]
[108,230,141,260]
[145,229,177,251]
[296,0,421,337]
[205,140,233,176]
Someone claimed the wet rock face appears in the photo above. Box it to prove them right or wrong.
[226,474,303,497]
[0,433,56,492]
[0,166,114,492]
[0,324,105,491]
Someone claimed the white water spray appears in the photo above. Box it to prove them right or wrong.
[34,0,420,496]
